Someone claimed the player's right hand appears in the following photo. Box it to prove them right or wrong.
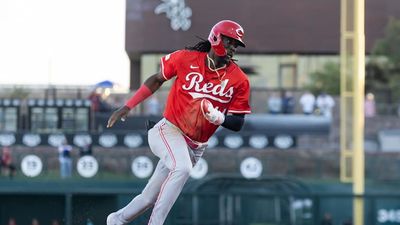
[106,106,130,128]
[201,99,225,125]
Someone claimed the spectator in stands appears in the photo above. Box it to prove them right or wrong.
[79,140,92,157]
[89,88,112,112]
[365,92,376,118]
[1,146,16,179]
[320,212,333,225]
[267,91,282,114]
[86,218,94,225]
[145,96,162,116]
[299,91,316,115]
[51,219,60,225]
[282,90,295,114]
[58,139,73,178]
[316,92,335,118]
[88,90,102,112]
[342,218,352,225]
[7,217,17,225]
[98,98,112,112]
[30,218,39,225]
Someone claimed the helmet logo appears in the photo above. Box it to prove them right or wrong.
[236,28,244,37]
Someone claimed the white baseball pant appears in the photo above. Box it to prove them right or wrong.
[110,118,206,225]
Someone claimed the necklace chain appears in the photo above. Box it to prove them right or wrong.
[207,54,227,81]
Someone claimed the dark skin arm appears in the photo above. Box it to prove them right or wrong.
[106,73,166,128]
[221,114,245,131]
[143,72,167,91]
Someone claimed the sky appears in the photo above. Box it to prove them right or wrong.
[0,0,130,87]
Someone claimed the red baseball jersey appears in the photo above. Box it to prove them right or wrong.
[161,50,251,143]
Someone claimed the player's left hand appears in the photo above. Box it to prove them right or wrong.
[201,99,225,125]
[107,106,130,128]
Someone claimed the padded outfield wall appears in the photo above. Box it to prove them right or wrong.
[1,178,400,225]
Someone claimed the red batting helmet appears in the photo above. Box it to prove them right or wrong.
[208,20,245,56]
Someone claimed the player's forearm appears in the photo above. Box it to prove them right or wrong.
[125,73,165,109]
[221,114,245,132]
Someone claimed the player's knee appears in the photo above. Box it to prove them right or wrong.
[175,165,192,177]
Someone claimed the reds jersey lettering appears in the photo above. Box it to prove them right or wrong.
[161,50,251,142]
[182,72,233,103]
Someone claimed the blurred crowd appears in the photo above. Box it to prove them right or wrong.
[1,146,16,179]
[6,217,94,225]
[267,90,336,118]
[6,217,60,225]
[0,136,94,180]
[266,90,378,119]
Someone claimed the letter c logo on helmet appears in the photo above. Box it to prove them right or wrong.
[236,28,244,38]
[208,20,246,56]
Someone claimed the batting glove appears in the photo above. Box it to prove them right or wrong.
[201,99,225,125]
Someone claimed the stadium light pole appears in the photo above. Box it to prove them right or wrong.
[340,0,365,225]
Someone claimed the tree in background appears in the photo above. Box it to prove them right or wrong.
[304,62,340,96]
[368,18,400,113]
[305,18,400,112]
[373,18,400,69]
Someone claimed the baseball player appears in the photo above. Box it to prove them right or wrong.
[106,20,251,225]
